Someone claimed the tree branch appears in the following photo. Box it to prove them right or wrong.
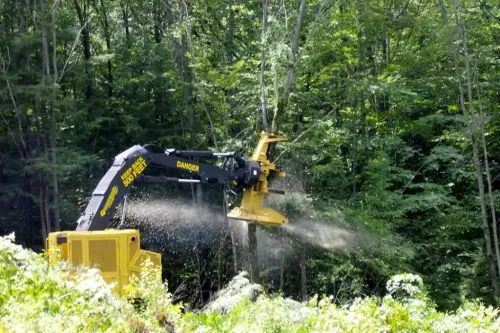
[271,0,306,133]
[274,106,337,163]
[59,17,91,83]
[1,50,29,158]
[260,0,270,133]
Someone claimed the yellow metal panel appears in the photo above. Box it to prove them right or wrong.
[82,236,89,267]
[70,240,83,266]
[46,229,161,296]
[88,239,117,272]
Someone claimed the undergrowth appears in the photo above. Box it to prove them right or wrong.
[0,234,498,332]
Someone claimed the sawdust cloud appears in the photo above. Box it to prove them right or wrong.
[250,218,365,269]
[282,220,359,251]
[263,164,370,253]
[122,196,368,260]
[125,198,222,228]
[122,198,228,245]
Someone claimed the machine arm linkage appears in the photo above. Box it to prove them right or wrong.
[76,145,260,231]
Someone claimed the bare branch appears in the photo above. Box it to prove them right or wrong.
[274,106,337,163]
[58,17,92,83]
[51,0,61,12]
[0,110,24,159]
[271,0,306,133]
[1,50,29,158]
[270,0,334,133]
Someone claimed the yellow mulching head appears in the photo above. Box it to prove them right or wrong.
[228,132,288,226]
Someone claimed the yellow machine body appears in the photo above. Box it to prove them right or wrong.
[46,229,161,296]
[228,132,289,225]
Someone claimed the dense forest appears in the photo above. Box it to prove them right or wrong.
[0,0,498,314]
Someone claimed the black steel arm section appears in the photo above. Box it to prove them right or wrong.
[76,145,260,231]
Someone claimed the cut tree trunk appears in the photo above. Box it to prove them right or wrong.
[248,222,259,283]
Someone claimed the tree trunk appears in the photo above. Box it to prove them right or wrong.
[103,0,113,97]
[439,0,498,300]
[171,1,195,144]
[481,121,500,278]
[259,0,270,132]
[73,0,92,100]
[40,0,50,78]
[92,0,113,97]
[1,54,29,160]
[121,4,131,48]
[279,257,285,293]
[475,66,500,280]
[153,0,163,43]
[41,0,61,232]
[223,193,239,273]
[453,0,499,301]
[300,251,307,301]
[51,4,61,231]
[271,0,307,133]
[44,184,52,235]
[39,185,47,241]
[230,225,238,273]
[248,222,259,283]
[225,0,239,274]
[351,131,357,196]
[225,0,235,65]
[195,239,203,307]
[196,183,203,204]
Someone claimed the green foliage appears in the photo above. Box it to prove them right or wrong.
[124,260,183,332]
[0,234,130,331]
[0,234,181,332]
[2,235,500,332]
[185,273,500,332]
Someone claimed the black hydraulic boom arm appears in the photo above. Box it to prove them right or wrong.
[76,145,260,231]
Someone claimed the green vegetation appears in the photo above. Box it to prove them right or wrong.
[0,0,499,314]
[1,235,499,332]
[0,234,180,332]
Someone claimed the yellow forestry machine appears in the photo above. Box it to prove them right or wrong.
[46,132,288,295]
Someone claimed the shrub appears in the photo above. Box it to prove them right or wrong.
[0,234,180,332]
[1,234,499,332]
